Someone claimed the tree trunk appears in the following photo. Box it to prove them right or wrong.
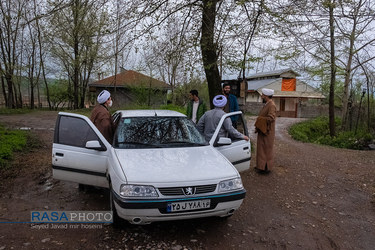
[1,76,7,106]
[30,79,35,109]
[5,75,15,108]
[328,0,336,137]
[341,21,357,130]
[73,0,80,109]
[35,0,51,110]
[200,0,221,108]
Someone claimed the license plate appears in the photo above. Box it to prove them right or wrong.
[167,199,211,212]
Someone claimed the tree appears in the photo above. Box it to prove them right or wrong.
[200,0,222,107]
[334,0,375,129]
[264,0,339,135]
[140,10,200,105]
[327,0,337,137]
[264,0,375,136]
[47,79,70,110]
[47,0,110,109]
[23,0,43,109]
[0,0,27,108]
[34,0,52,109]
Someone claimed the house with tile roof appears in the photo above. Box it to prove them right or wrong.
[89,69,171,107]
[222,68,325,117]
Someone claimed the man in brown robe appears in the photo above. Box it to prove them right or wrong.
[90,90,115,143]
[254,88,276,173]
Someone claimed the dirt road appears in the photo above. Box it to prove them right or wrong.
[0,111,374,249]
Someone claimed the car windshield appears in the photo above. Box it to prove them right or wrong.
[114,116,208,149]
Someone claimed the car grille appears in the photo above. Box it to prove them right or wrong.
[158,184,217,196]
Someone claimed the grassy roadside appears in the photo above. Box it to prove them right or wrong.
[289,116,373,150]
[0,125,28,168]
[0,125,42,169]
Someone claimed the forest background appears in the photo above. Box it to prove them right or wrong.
[0,0,374,138]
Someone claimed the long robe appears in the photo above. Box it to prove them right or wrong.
[255,100,276,171]
[90,104,115,143]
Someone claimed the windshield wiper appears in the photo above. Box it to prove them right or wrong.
[161,141,208,146]
[116,141,162,148]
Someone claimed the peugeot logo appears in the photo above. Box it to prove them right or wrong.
[183,187,196,196]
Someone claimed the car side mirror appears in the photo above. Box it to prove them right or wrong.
[217,137,232,146]
[85,140,106,151]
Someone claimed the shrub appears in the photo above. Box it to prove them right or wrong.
[159,104,186,115]
[289,117,373,150]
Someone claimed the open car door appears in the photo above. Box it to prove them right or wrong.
[52,112,110,188]
[209,111,251,172]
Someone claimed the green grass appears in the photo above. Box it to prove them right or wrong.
[0,125,28,168]
[289,117,373,150]
[159,104,187,115]
[0,125,43,169]
[0,108,35,115]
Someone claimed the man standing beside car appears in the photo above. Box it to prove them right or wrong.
[186,89,207,124]
[254,88,277,174]
[90,90,115,143]
[222,83,240,127]
[197,95,249,142]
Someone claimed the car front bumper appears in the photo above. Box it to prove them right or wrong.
[112,189,246,224]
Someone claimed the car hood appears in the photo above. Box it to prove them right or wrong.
[114,146,239,184]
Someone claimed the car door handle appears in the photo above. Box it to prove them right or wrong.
[56,152,64,157]
[243,147,249,150]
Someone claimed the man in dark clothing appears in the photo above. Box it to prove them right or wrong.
[186,89,207,124]
[90,90,115,143]
[222,83,240,127]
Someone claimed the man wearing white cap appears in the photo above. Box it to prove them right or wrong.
[254,88,277,173]
[197,95,249,142]
[90,90,115,143]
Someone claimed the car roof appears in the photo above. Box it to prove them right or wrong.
[117,110,186,118]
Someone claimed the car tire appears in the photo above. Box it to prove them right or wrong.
[78,183,87,191]
[110,186,123,228]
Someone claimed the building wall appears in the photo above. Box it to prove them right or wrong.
[242,101,337,118]
[241,102,264,115]
[245,92,260,102]
[298,104,341,118]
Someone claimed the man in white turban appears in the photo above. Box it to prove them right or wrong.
[197,95,249,142]
[261,88,274,97]
[90,90,115,143]
[254,88,277,173]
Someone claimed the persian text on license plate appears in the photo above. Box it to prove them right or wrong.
[167,199,211,212]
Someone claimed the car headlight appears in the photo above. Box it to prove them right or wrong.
[218,178,243,193]
[120,184,158,197]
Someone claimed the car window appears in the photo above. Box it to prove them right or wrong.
[233,115,247,135]
[114,117,208,149]
[112,112,121,132]
[217,114,248,142]
[57,116,100,147]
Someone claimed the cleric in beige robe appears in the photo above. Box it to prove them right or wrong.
[254,88,277,173]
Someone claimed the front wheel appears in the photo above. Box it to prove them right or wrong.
[110,187,123,228]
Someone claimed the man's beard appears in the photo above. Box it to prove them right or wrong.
[262,99,266,104]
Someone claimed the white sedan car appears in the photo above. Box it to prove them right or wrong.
[52,110,251,225]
